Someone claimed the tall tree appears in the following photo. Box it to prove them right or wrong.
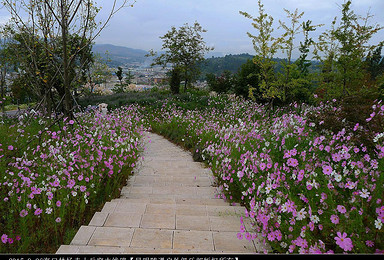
[125,70,135,85]
[116,67,124,85]
[365,44,384,97]
[169,66,181,94]
[234,59,261,99]
[315,0,383,99]
[112,66,125,93]
[296,20,318,77]
[240,0,282,102]
[365,44,384,83]
[0,24,13,117]
[313,18,339,99]
[149,21,213,92]
[276,8,304,102]
[2,0,135,118]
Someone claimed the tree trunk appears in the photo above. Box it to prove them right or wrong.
[45,86,52,118]
[184,70,188,92]
[184,79,188,92]
[0,66,6,117]
[61,0,73,119]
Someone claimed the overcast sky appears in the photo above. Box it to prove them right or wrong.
[1,0,383,58]
[93,0,384,58]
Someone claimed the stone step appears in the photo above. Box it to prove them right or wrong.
[56,132,264,254]
[100,199,246,216]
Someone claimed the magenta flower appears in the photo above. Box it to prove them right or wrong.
[56,200,61,207]
[8,145,13,150]
[287,158,298,167]
[237,232,243,240]
[245,232,252,241]
[337,205,347,214]
[332,153,342,162]
[330,214,339,224]
[267,232,275,241]
[366,240,374,247]
[334,232,353,251]
[322,165,332,175]
[20,209,28,218]
[294,237,308,248]
[275,230,282,241]
[34,208,42,216]
[259,162,266,171]
[55,217,61,223]
[1,234,8,244]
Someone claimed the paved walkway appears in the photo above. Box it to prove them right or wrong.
[57,132,264,254]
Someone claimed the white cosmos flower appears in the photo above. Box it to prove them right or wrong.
[375,218,382,230]
[45,207,53,214]
[310,215,320,224]
[296,208,307,221]
[359,189,370,199]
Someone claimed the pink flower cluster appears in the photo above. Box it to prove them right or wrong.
[0,105,145,252]
[148,97,384,254]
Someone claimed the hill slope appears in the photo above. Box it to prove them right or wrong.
[92,44,149,67]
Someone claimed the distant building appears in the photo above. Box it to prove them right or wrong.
[153,77,168,84]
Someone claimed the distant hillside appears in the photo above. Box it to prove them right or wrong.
[92,44,149,67]
[199,54,322,79]
[199,53,254,77]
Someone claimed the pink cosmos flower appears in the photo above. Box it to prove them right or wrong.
[267,232,275,241]
[20,209,28,218]
[1,234,8,244]
[34,208,42,216]
[353,123,359,131]
[332,153,342,162]
[366,240,374,247]
[334,232,353,251]
[52,179,60,187]
[259,162,266,171]
[330,214,339,224]
[308,221,315,231]
[322,165,332,175]
[8,145,13,150]
[294,237,308,248]
[287,158,298,167]
[337,205,347,214]
[275,230,282,241]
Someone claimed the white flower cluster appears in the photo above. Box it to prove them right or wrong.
[373,132,384,143]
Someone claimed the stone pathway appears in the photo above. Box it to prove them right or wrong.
[57,132,265,254]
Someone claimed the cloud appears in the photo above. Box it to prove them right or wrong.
[94,0,384,56]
